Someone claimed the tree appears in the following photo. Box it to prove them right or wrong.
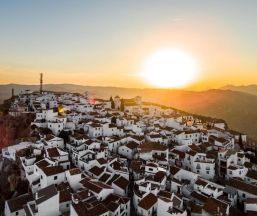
[59,130,70,144]
[111,116,117,124]
[0,99,12,116]
[31,124,37,130]
[120,98,125,112]
[239,133,244,149]
[110,96,115,109]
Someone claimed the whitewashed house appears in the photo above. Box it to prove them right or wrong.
[118,141,138,159]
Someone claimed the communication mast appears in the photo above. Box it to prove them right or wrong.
[40,73,43,94]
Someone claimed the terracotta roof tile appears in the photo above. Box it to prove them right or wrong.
[138,193,157,210]
[113,176,129,190]
[41,166,64,176]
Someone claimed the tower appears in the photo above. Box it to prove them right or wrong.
[114,95,121,109]
[40,73,43,94]
[11,88,14,98]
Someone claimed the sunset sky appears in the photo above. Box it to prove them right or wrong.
[0,1,257,90]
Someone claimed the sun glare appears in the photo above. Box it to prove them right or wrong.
[141,49,199,88]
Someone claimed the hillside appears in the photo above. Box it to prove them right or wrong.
[168,90,257,141]
[1,84,257,140]
[221,84,257,96]
[0,113,35,149]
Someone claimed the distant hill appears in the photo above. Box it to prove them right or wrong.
[0,83,145,103]
[1,83,257,140]
[221,84,257,96]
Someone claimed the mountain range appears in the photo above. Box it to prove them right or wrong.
[221,84,257,96]
[1,83,257,141]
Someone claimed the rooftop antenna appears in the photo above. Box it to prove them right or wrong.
[40,73,43,94]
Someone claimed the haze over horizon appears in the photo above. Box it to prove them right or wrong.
[0,1,257,90]
[0,82,253,92]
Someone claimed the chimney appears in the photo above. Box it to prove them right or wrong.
[217,206,220,216]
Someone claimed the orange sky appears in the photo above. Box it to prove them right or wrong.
[0,1,257,90]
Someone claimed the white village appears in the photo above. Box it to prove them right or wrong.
[1,83,257,216]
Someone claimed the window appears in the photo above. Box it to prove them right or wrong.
[54,176,58,180]
[206,171,209,174]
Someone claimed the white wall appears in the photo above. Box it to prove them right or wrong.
[37,193,59,216]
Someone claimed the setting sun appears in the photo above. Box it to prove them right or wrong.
[141,49,199,88]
